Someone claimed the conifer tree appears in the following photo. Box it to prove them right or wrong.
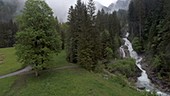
[67,0,100,71]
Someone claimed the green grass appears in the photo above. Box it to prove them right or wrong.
[0,48,150,96]
[3,69,146,96]
[48,50,73,68]
[0,48,71,76]
[0,77,17,96]
[0,48,22,76]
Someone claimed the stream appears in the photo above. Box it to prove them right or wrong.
[120,32,170,96]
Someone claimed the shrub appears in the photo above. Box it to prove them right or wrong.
[108,58,136,77]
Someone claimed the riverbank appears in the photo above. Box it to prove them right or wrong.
[141,56,170,94]
[120,32,170,96]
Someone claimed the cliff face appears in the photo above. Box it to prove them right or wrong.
[107,0,131,12]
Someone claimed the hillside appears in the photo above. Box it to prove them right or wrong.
[0,48,149,96]
[1,0,170,96]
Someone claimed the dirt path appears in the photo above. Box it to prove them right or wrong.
[0,66,32,79]
[0,65,78,79]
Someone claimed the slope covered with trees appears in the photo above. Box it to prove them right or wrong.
[128,0,170,92]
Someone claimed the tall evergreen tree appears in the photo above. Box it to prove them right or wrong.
[108,12,121,58]
[67,0,100,71]
[67,3,80,63]
[96,9,121,60]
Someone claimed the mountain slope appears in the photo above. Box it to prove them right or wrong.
[107,0,131,13]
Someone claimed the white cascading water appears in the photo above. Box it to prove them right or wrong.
[119,32,169,96]
[119,46,126,58]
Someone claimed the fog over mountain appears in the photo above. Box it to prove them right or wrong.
[108,0,131,12]
[45,0,108,22]
[0,0,25,22]
[0,0,130,22]
[45,0,75,22]
[46,0,130,22]
[0,0,107,22]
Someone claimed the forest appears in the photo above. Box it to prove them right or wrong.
[129,0,170,92]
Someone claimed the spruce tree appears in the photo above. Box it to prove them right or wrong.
[77,0,93,70]
[108,12,121,58]
[67,4,80,63]
[67,0,100,71]
[87,0,100,70]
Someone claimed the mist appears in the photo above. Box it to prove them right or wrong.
[46,0,105,22]
[0,0,110,22]
[45,0,103,22]
[45,0,77,22]
[18,0,93,22]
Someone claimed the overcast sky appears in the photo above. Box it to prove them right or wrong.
[95,0,118,6]
[80,0,118,6]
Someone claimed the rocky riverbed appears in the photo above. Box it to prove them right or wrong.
[141,57,170,94]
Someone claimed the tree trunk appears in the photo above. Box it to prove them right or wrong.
[35,71,39,77]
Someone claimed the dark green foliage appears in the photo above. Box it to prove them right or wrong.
[59,23,68,50]
[56,18,68,50]
[152,55,162,71]
[132,37,142,53]
[67,0,121,71]
[78,0,100,71]
[108,58,136,78]
[128,0,146,40]
[117,9,128,27]
[96,10,121,60]
[67,0,100,71]
[15,0,61,76]
[128,0,170,84]
[107,12,121,58]
[100,30,111,59]
[0,20,17,48]
[105,47,113,61]
[66,6,78,63]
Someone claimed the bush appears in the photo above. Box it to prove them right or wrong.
[105,47,113,61]
[108,58,136,77]
[152,55,161,69]
[94,61,105,73]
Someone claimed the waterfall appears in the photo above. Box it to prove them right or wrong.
[120,32,169,96]
[119,46,126,58]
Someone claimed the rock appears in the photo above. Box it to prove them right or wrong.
[137,86,145,90]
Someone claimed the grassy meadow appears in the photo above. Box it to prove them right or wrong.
[0,48,22,76]
[0,48,151,96]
